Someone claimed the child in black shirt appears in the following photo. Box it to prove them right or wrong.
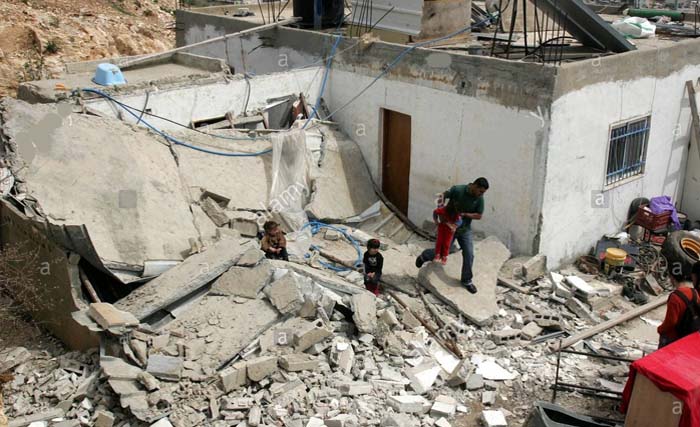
[363,239,383,296]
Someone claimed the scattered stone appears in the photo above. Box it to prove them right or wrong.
[326,414,359,427]
[266,273,304,315]
[229,211,260,237]
[212,263,273,299]
[246,356,278,381]
[482,410,507,427]
[447,358,471,387]
[565,297,599,323]
[324,229,342,241]
[87,303,139,329]
[482,391,496,406]
[430,395,457,418]
[351,292,377,334]
[435,418,452,427]
[379,308,400,328]
[387,395,431,414]
[521,322,543,340]
[201,197,230,227]
[100,356,143,380]
[94,410,115,427]
[294,319,333,351]
[466,374,484,391]
[150,418,174,427]
[339,381,372,396]
[146,355,183,381]
[279,354,319,372]
[405,362,441,394]
[137,371,160,391]
[329,338,355,375]
[522,254,547,282]
[248,404,262,427]
[381,413,418,427]
[220,361,248,392]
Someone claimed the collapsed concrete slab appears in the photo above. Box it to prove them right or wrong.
[0,99,198,267]
[114,238,248,321]
[417,236,511,326]
[210,262,273,299]
[305,126,379,221]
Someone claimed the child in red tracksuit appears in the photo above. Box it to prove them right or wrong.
[433,203,462,265]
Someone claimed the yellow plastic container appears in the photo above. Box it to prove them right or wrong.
[604,248,627,274]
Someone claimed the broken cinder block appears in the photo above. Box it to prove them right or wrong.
[279,354,319,372]
[351,292,377,334]
[522,254,547,282]
[387,395,431,414]
[146,355,183,381]
[201,197,230,227]
[246,356,278,382]
[87,303,139,330]
[265,273,304,315]
[220,361,247,392]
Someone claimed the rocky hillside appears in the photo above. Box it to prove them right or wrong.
[0,0,178,97]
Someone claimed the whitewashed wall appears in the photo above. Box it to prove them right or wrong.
[85,68,323,131]
[327,69,547,255]
[540,65,700,267]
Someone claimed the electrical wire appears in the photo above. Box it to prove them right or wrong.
[136,90,150,126]
[304,34,343,129]
[79,89,273,157]
[301,221,363,271]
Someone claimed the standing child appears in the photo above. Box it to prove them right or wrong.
[363,239,383,296]
[261,221,289,261]
[433,203,462,265]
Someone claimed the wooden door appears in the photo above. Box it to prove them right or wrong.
[382,109,412,215]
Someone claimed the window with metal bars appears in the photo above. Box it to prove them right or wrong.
[605,116,651,186]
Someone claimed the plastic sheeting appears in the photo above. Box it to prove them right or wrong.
[269,129,314,258]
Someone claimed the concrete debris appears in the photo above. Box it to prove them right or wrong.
[387,395,431,414]
[520,322,543,340]
[381,413,418,427]
[245,356,278,381]
[229,210,261,237]
[87,303,139,330]
[278,353,319,372]
[418,237,511,325]
[211,262,273,299]
[220,361,248,392]
[351,292,377,334]
[522,254,547,282]
[201,196,229,227]
[329,338,355,375]
[482,410,508,427]
[405,362,441,394]
[265,272,305,315]
[146,355,183,381]
[430,395,457,418]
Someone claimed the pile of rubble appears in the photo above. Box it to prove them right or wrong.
[2,222,660,427]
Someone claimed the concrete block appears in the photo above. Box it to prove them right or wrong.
[279,354,319,372]
[565,297,599,323]
[236,246,265,266]
[326,414,359,427]
[229,211,260,237]
[524,314,563,331]
[216,227,242,242]
[100,356,142,380]
[220,361,248,392]
[146,355,183,381]
[307,417,326,427]
[521,322,543,340]
[246,356,278,382]
[417,237,510,326]
[431,399,456,418]
[87,303,139,329]
[466,374,484,391]
[94,410,115,427]
[482,410,507,427]
[294,319,333,351]
[381,413,418,427]
[435,419,451,427]
[491,329,521,345]
[339,381,372,396]
[107,379,145,397]
[211,263,272,299]
[248,405,262,427]
[137,371,160,392]
[150,418,174,427]
[406,362,441,394]
[379,308,400,328]
[351,292,377,334]
[201,197,230,227]
[522,254,547,282]
[387,395,431,414]
[329,339,355,374]
[266,273,304,315]
[447,358,471,387]
[482,391,496,406]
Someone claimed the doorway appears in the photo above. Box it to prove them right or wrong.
[381,109,412,215]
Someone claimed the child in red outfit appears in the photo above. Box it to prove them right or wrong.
[433,203,462,265]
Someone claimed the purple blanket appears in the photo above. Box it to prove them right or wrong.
[649,196,681,230]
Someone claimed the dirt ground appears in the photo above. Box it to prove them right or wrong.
[0,0,178,98]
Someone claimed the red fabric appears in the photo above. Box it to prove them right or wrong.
[658,287,697,341]
[434,207,459,259]
[621,332,700,427]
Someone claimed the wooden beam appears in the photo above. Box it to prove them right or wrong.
[686,80,700,162]
[552,296,667,352]
[497,276,531,294]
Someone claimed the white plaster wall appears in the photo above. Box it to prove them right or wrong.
[541,66,700,267]
[327,69,546,254]
[681,94,700,220]
[86,68,323,131]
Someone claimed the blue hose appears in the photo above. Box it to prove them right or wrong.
[302,221,363,272]
[80,88,272,157]
[303,33,343,130]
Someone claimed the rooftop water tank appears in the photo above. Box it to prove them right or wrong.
[293,0,344,29]
[93,63,126,86]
